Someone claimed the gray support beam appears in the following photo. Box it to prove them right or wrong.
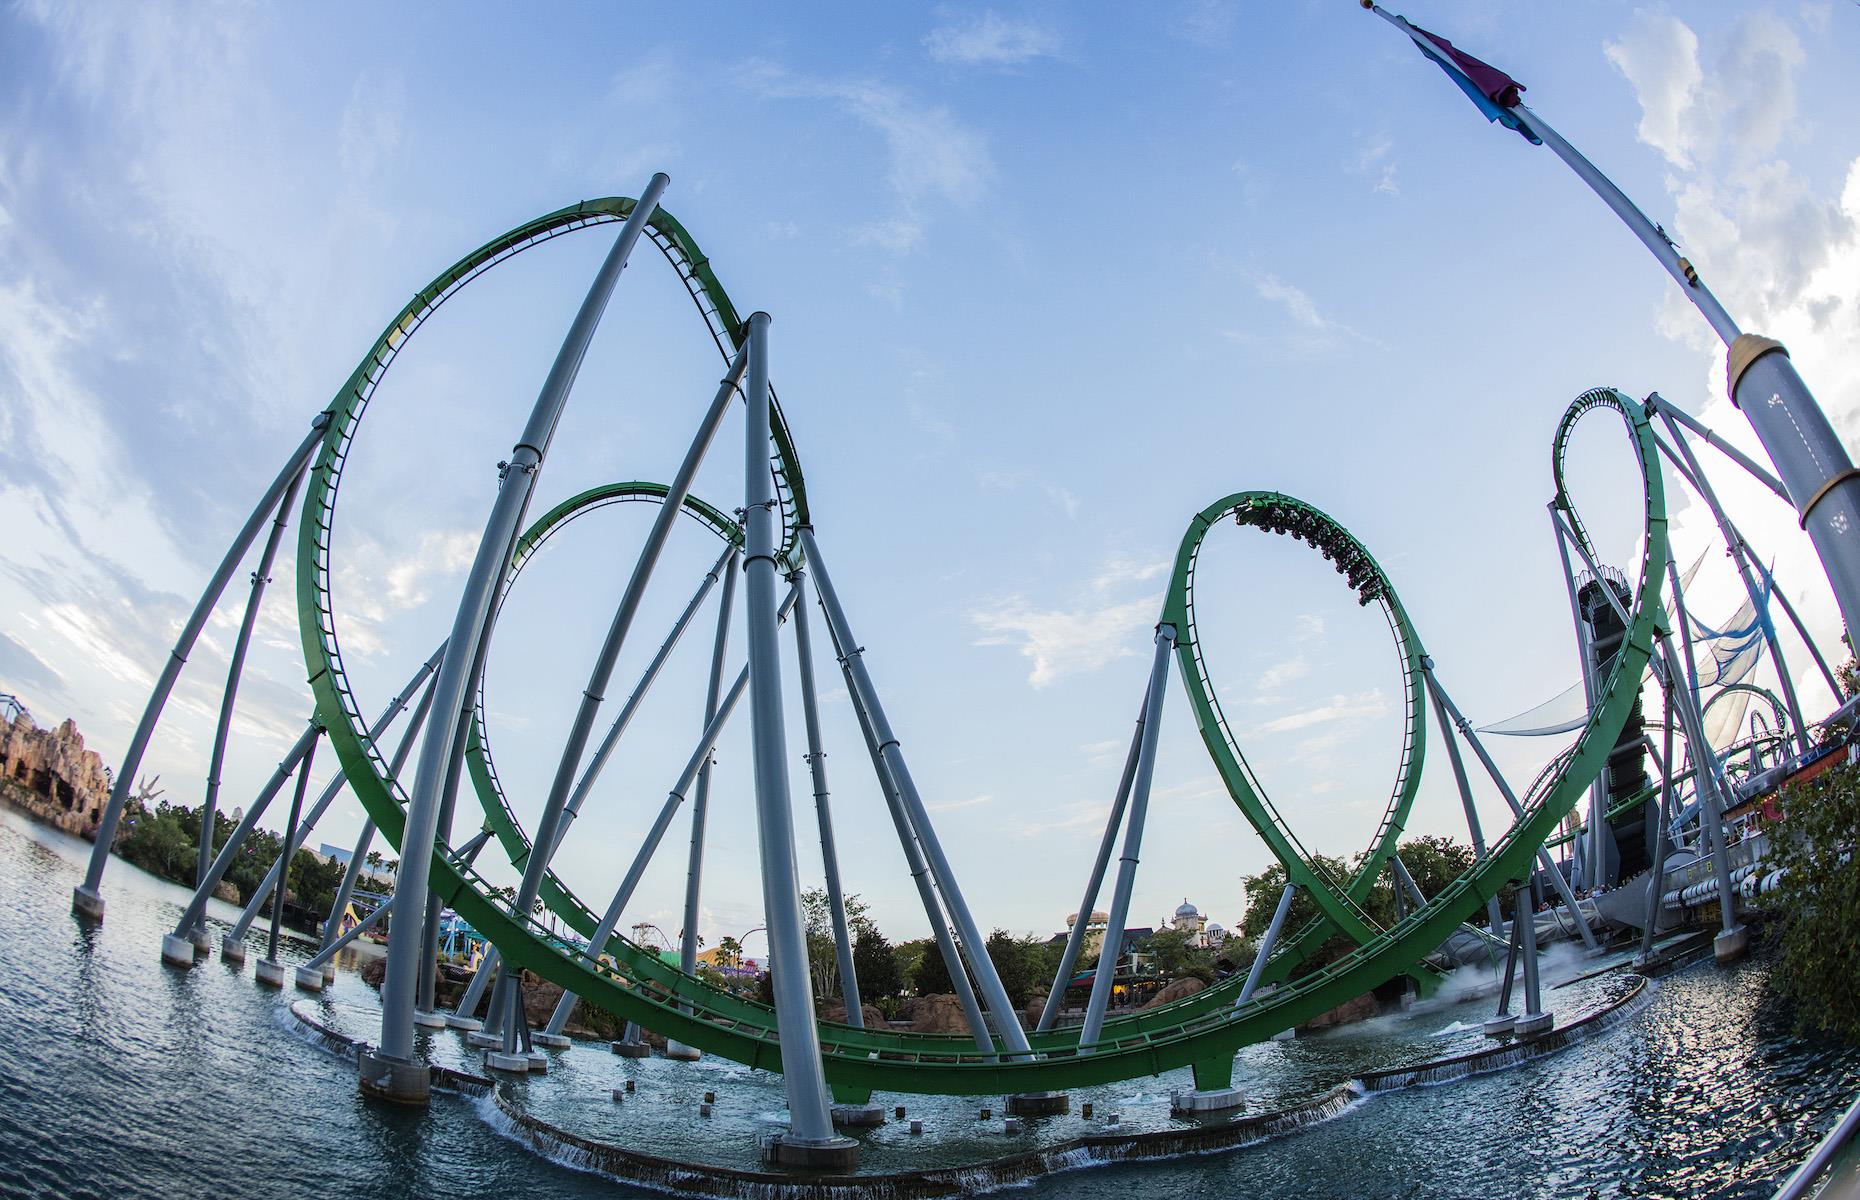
[1495,905,1524,1018]
[1651,397,1789,502]
[194,461,308,939]
[543,587,799,1039]
[799,526,1032,1058]
[788,568,862,1026]
[76,418,327,919]
[371,172,668,1077]
[1426,669,1599,952]
[559,543,737,854]
[1236,883,1296,1008]
[1080,626,1175,1049]
[1038,702,1146,1032]
[1655,404,1811,750]
[738,313,840,1149]
[1638,701,1680,963]
[841,654,991,1051]
[306,894,392,971]
[1424,664,1507,936]
[677,551,739,987]
[1550,506,1609,892]
[169,719,322,941]
[1518,880,1546,1022]
[509,345,748,953]
[264,732,322,963]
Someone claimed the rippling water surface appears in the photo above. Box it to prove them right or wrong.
[2,806,1855,1199]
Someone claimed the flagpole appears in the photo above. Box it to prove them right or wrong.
[1366,2,1860,643]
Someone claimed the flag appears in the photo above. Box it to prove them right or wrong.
[1402,20,1542,145]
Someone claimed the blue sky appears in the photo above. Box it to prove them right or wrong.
[3,2,1858,960]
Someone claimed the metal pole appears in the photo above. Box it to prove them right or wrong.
[510,346,748,940]
[738,314,839,1147]
[678,550,738,982]
[1038,701,1146,1031]
[1494,903,1524,1018]
[1638,691,1679,963]
[265,731,321,963]
[560,544,738,850]
[1518,879,1546,1021]
[305,894,393,971]
[1652,402,1789,502]
[1757,562,1843,701]
[372,172,668,1075]
[1080,626,1175,1049]
[788,569,862,1026]
[799,526,1033,1057]
[169,719,322,942]
[230,658,441,945]
[840,653,992,1050]
[428,625,498,1023]
[1424,664,1507,935]
[1427,669,1599,952]
[666,551,737,1059]
[543,587,798,1039]
[1509,96,1860,639]
[193,462,308,943]
[1655,404,1811,750]
[1550,506,1608,892]
[76,420,326,919]
[1236,883,1296,1008]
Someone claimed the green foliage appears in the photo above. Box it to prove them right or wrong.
[908,937,958,997]
[1768,759,1860,1043]
[852,926,903,1001]
[1143,925,1214,982]
[801,887,874,999]
[1237,836,1476,974]
[982,929,1056,1009]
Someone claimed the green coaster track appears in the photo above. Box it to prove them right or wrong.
[296,196,1669,1098]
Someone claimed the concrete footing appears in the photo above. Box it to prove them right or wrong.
[1171,1087,1246,1115]
[161,934,197,968]
[72,886,105,921]
[1005,1091,1070,1116]
[760,1133,860,1171]
[186,927,213,954]
[1514,1011,1555,1038]
[411,1010,448,1029]
[465,1030,502,1049]
[831,1104,886,1128]
[294,966,326,992]
[526,1052,548,1073]
[220,935,247,964]
[321,962,337,983]
[484,1050,530,1074]
[610,1040,651,1058]
[664,1041,701,1061]
[255,958,287,988]
[445,1015,484,1032]
[1714,926,1750,965]
[1482,1014,1518,1038]
[358,1049,430,1106]
[530,1031,571,1050]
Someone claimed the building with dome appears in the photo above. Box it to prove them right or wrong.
[1170,899,1209,945]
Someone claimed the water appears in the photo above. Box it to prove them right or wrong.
[2,804,1855,1199]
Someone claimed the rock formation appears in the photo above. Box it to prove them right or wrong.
[0,711,113,840]
[1142,976,1208,1009]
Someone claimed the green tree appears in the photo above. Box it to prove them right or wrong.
[801,887,874,998]
[716,935,742,970]
[852,926,903,1004]
[910,938,958,997]
[1144,926,1214,981]
[982,929,1053,1009]
[1769,759,1860,1042]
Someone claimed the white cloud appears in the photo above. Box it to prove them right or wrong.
[1253,689,1389,736]
[925,12,1061,66]
[925,792,994,813]
[1350,135,1400,196]
[1604,13,1703,169]
[1258,655,1309,690]
[744,63,991,255]
[973,593,1157,688]
[1610,8,1860,713]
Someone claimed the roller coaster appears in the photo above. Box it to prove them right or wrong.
[60,163,1860,1174]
